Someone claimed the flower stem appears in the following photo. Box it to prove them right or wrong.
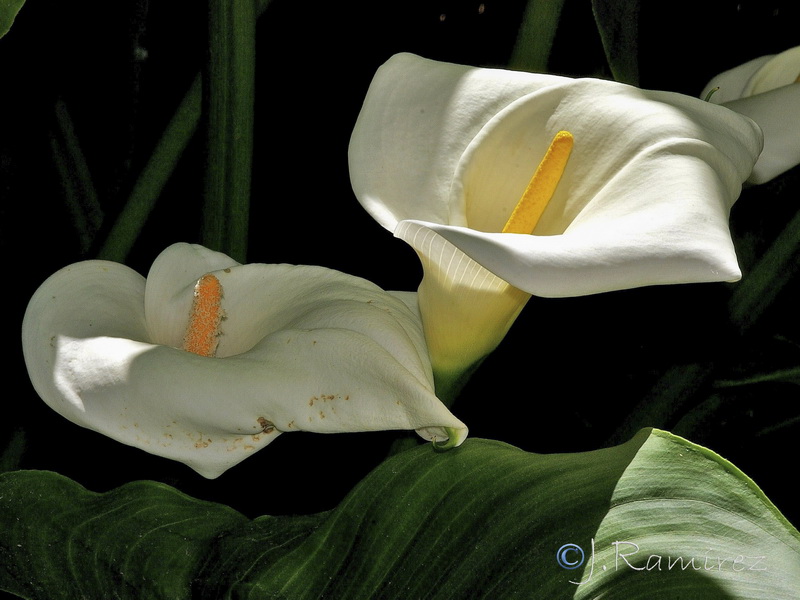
[433,359,485,409]
[609,189,800,444]
[0,428,26,474]
[728,202,800,332]
[203,0,256,263]
[50,100,103,255]
[508,0,566,73]
[96,1,274,264]
[97,76,202,262]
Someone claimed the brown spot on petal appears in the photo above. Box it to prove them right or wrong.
[257,417,275,434]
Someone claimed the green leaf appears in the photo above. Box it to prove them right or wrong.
[0,475,249,599]
[1,430,797,599]
[0,0,25,39]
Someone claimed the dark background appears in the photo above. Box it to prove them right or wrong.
[2,0,799,526]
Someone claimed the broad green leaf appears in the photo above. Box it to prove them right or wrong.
[0,0,24,39]
[1,430,797,599]
[0,475,249,599]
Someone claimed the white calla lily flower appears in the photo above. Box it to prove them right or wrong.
[349,53,762,381]
[22,243,467,478]
[701,45,800,184]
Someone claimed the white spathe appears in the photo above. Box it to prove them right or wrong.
[349,53,763,375]
[22,243,467,478]
[702,45,800,184]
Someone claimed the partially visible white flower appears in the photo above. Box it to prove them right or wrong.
[702,45,800,184]
[22,243,467,478]
[349,53,762,381]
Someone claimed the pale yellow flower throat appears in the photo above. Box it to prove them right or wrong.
[502,130,574,234]
[183,273,224,357]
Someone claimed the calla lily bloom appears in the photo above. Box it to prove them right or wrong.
[21,243,467,478]
[701,45,800,184]
[349,53,762,382]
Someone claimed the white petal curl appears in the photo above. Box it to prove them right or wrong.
[702,45,800,184]
[349,53,762,374]
[22,243,467,478]
[350,53,762,297]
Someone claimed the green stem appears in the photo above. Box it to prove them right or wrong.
[728,202,800,333]
[607,363,716,445]
[508,0,566,73]
[96,1,273,264]
[609,198,800,444]
[51,100,103,255]
[0,428,26,473]
[203,0,256,262]
[97,76,202,262]
[433,358,485,409]
[590,0,640,84]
